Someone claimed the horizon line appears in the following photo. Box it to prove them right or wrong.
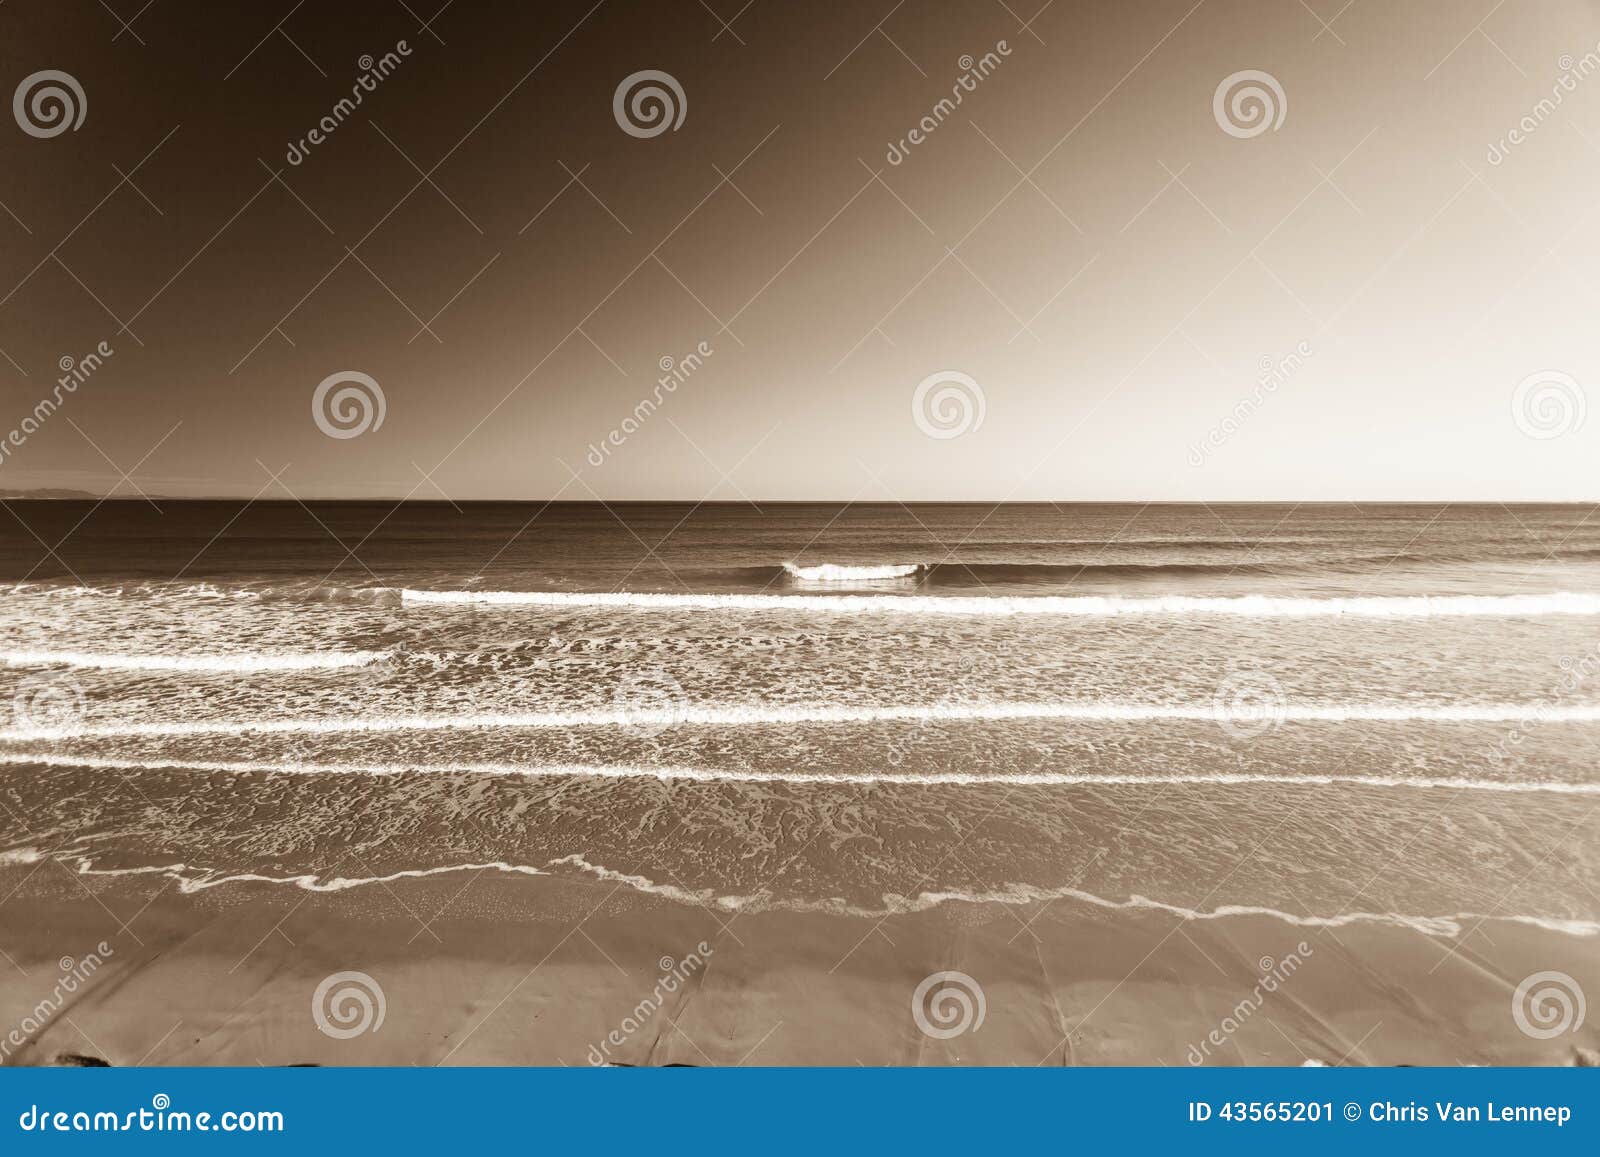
[4,495,1600,507]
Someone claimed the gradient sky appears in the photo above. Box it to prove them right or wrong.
[2,0,1598,500]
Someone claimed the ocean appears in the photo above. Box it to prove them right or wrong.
[2,501,1598,937]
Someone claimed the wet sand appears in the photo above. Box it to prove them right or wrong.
[1,866,1596,1067]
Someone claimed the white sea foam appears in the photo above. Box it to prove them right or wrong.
[857,884,1600,937]
[8,699,1599,741]
[0,649,388,673]
[1,751,1595,795]
[174,860,548,894]
[399,588,1600,617]
[26,850,552,894]
[27,846,1599,937]
[782,562,921,581]
[0,581,263,601]
[547,853,755,908]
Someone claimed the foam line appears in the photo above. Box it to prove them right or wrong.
[0,649,388,673]
[0,751,1594,794]
[551,853,1600,934]
[7,700,1600,741]
[11,846,1599,936]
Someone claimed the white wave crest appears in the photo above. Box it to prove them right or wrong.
[400,588,1600,617]
[0,649,388,673]
[783,562,922,582]
[1,751,1595,796]
[10,699,1600,741]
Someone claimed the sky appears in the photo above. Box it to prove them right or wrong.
[1,0,1598,501]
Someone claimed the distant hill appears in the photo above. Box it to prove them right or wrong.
[0,488,102,499]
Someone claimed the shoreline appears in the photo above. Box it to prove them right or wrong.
[2,868,1595,1067]
[14,847,1600,939]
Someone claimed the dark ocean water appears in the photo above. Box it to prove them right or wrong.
[2,501,1599,934]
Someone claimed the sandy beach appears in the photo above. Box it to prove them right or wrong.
[2,864,1595,1068]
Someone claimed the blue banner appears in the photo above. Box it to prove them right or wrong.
[1,1067,1592,1153]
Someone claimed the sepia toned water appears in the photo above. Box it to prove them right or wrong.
[2,501,1599,935]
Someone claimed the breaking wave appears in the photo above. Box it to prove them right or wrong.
[399,589,1600,617]
[782,562,921,581]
